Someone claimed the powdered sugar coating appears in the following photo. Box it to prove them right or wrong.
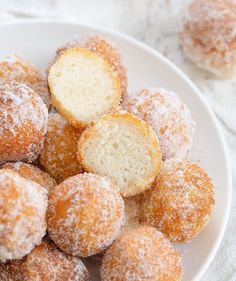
[0,241,90,281]
[122,88,195,160]
[140,159,215,242]
[101,225,183,281]
[0,80,48,165]
[56,35,127,97]
[0,54,50,108]
[47,173,124,257]
[0,169,48,262]
[180,0,236,78]
[40,113,84,183]
[2,162,56,191]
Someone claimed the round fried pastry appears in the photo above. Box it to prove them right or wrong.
[0,169,47,261]
[101,225,183,281]
[0,80,48,165]
[140,158,215,242]
[47,173,124,257]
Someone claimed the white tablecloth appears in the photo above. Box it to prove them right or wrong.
[0,1,235,280]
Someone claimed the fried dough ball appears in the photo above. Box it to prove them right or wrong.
[101,225,183,281]
[0,241,90,281]
[0,54,50,108]
[140,159,215,243]
[47,173,124,257]
[2,162,56,191]
[56,35,127,97]
[122,88,195,160]
[180,0,236,78]
[0,81,48,165]
[40,113,84,183]
[0,169,48,262]
[77,112,162,197]
[48,48,122,128]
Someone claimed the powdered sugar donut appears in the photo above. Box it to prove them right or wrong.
[40,113,84,183]
[0,81,48,165]
[0,241,90,281]
[0,169,48,262]
[2,162,56,191]
[123,88,195,160]
[180,0,236,78]
[140,158,215,242]
[101,225,183,281]
[0,54,50,108]
[47,173,124,257]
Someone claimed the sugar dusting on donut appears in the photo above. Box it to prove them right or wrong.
[140,159,215,242]
[123,88,195,160]
[101,225,183,281]
[0,54,50,107]
[25,241,90,281]
[0,240,90,281]
[0,169,48,261]
[0,80,48,164]
[180,0,236,77]
[2,162,56,191]
[40,113,84,183]
[47,173,124,257]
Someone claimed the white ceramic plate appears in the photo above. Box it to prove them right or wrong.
[0,20,231,281]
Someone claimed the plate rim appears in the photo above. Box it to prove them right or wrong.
[0,19,232,281]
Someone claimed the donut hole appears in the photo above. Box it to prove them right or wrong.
[48,48,121,127]
[78,112,162,197]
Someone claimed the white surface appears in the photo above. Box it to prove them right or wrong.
[0,1,235,280]
[0,20,231,281]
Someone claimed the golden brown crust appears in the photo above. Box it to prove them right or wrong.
[0,169,47,261]
[2,162,56,191]
[122,88,195,160]
[48,48,122,128]
[0,54,50,108]
[47,173,124,257]
[0,241,90,281]
[0,80,48,165]
[39,113,84,183]
[77,112,162,197]
[140,159,215,243]
[101,225,183,281]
